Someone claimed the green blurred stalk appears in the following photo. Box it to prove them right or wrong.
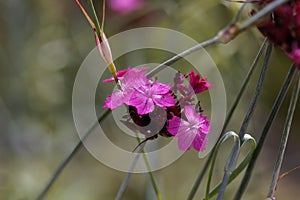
[213,43,272,200]
[234,64,296,200]
[87,0,102,38]
[36,109,111,200]
[187,38,268,200]
[267,71,300,198]
[139,140,163,200]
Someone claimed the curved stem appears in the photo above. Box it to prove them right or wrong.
[216,141,240,200]
[267,71,300,198]
[204,132,240,200]
[187,39,267,200]
[238,43,272,139]
[207,134,256,199]
[215,41,272,198]
[212,43,272,200]
[234,64,296,200]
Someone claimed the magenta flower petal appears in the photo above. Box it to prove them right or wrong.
[136,98,155,115]
[151,82,171,94]
[177,132,194,151]
[167,105,210,152]
[192,134,207,152]
[104,90,127,109]
[128,81,175,114]
[129,91,155,114]
[189,70,211,94]
[103,67,149,110]
[103,69,129,83]
[103,95,112,109]
[122,68,148,89]
[184,105,199,123]
[166,116,181,136]
[200,116,210,134]
[153,93,176,107]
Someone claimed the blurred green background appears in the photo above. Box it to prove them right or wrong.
[1,0,300,199]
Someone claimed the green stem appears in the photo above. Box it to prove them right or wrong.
[204,132,240,200]
[233,64,296,200]
[222,38,268,134]
[207,134,256,199]
[230,1,247,24]
[238,43,272,139]
[267,71,300,198]
[115,141,145,200]
[87,0,102,37]
[137,137,162,200]
[216,141,240,200]
[36,110,111,200]
[187,38,267,200]
[212,43,272,200]
[147,36,219,78]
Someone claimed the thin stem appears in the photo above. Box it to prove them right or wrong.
[238,43,272,139]
[116,136,162,200]
[187,155,212,200]
[115,142,145,200]
[230,1,247,24]
[207,134,256,199]
[216,141,240,200]
[217,0,288,43]
[267,71,300,198]
[147,36,219,77]
[87,0,101,37]
[36,110,111,200]
[148,0,286,78]
[187,39,267,200]
[222,38,268,134]
[237,0,288,32]
[137,136,162,200]
[101,0,106,33]
[213,43,272,200]
[142,151,162,200]
[234,64,296,200]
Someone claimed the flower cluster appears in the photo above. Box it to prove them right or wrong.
[251,0,300,66]
[103,68,211,152]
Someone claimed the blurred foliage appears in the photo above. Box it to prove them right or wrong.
[0,0,300,199]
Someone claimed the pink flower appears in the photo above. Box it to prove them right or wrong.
[189,70,211,94]
[103,68,148,109]
[108,0,143,14]
[167,106,210,152]
[103,68,148,83]
[103,69,130,83]
[128,81,176,114]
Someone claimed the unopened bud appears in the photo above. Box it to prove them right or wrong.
[95,32,117,79]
